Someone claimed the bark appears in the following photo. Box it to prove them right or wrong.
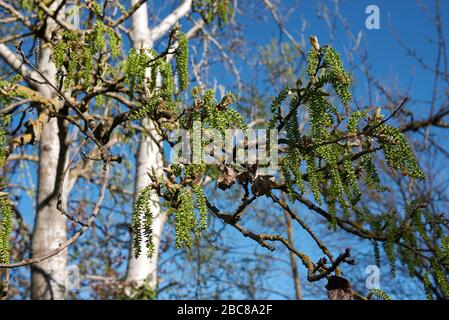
[149,0,193,44]
[0,44,41,89]
[30,1,68,300]
[284,211,302,300]
[282,194,302,300]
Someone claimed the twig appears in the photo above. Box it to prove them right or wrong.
[0,158,111,269]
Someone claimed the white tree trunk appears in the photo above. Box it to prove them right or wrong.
[125,0,166,289]
[126,120,165,288]
[31,2,68,300]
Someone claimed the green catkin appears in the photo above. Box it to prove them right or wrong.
[175,32,189,91]
[430,258,449,298]
[305,155,321,203]
[160,61,174,99]
[54,41,68,71]
[347,110,366,133]
[321,46,352,104]
[282,159,296,201]
[92,21,106,52]
[307,91,333,140]
[18,0,34,11]
[383,234,396,278]
[282,151,306,199]
[217,0,230,26]
[54,31,76,89]
[342,154,361,204]
[193,184,207,232]
[306,48,320,78]
[204,90,223,132]
[82,46,93,89]
[125,48,151,97]
[318,145,344,202]
[199,90,245,133]
[171,164,183,177]
[125,46,185,120]
[95,95,105,108]
[283,100,307,195]
[327,198,337,230]
[106,27,121,58]
[143,206,154,258]
[132,187,154,258]
[369,289,392,300]
[199,0,233,27]
[148,48,160,91]
[64,53,78,90]
[127,97,161,121]
[0,115,10,166]
[402,244,417,278]
[175,187,196,249]
[0,198,13,264]
[90,1,103,16]
[423,271,434,300]
[224,107,247,130]
[131,195,143,259]
[52,22,120,91]
[291,154,306,195]
[268,86,290,128]
[361,151,384,192]
[374,123,425,180]
[442,235,449,257]
[286,100,301,142]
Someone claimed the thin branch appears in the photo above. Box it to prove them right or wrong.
[0,43,42,89]
[0,158,111,269]
[150,0,193,44]
[109,0,147,28]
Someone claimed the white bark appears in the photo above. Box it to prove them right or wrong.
[149,0,193,44]
[30,1,68,300]
[0,44,43,89]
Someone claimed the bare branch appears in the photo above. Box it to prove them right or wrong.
[150,0,193,44]
[0,158,111,269]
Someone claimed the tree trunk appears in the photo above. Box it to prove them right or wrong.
[31,2,68,300]
[125,0,166,290]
